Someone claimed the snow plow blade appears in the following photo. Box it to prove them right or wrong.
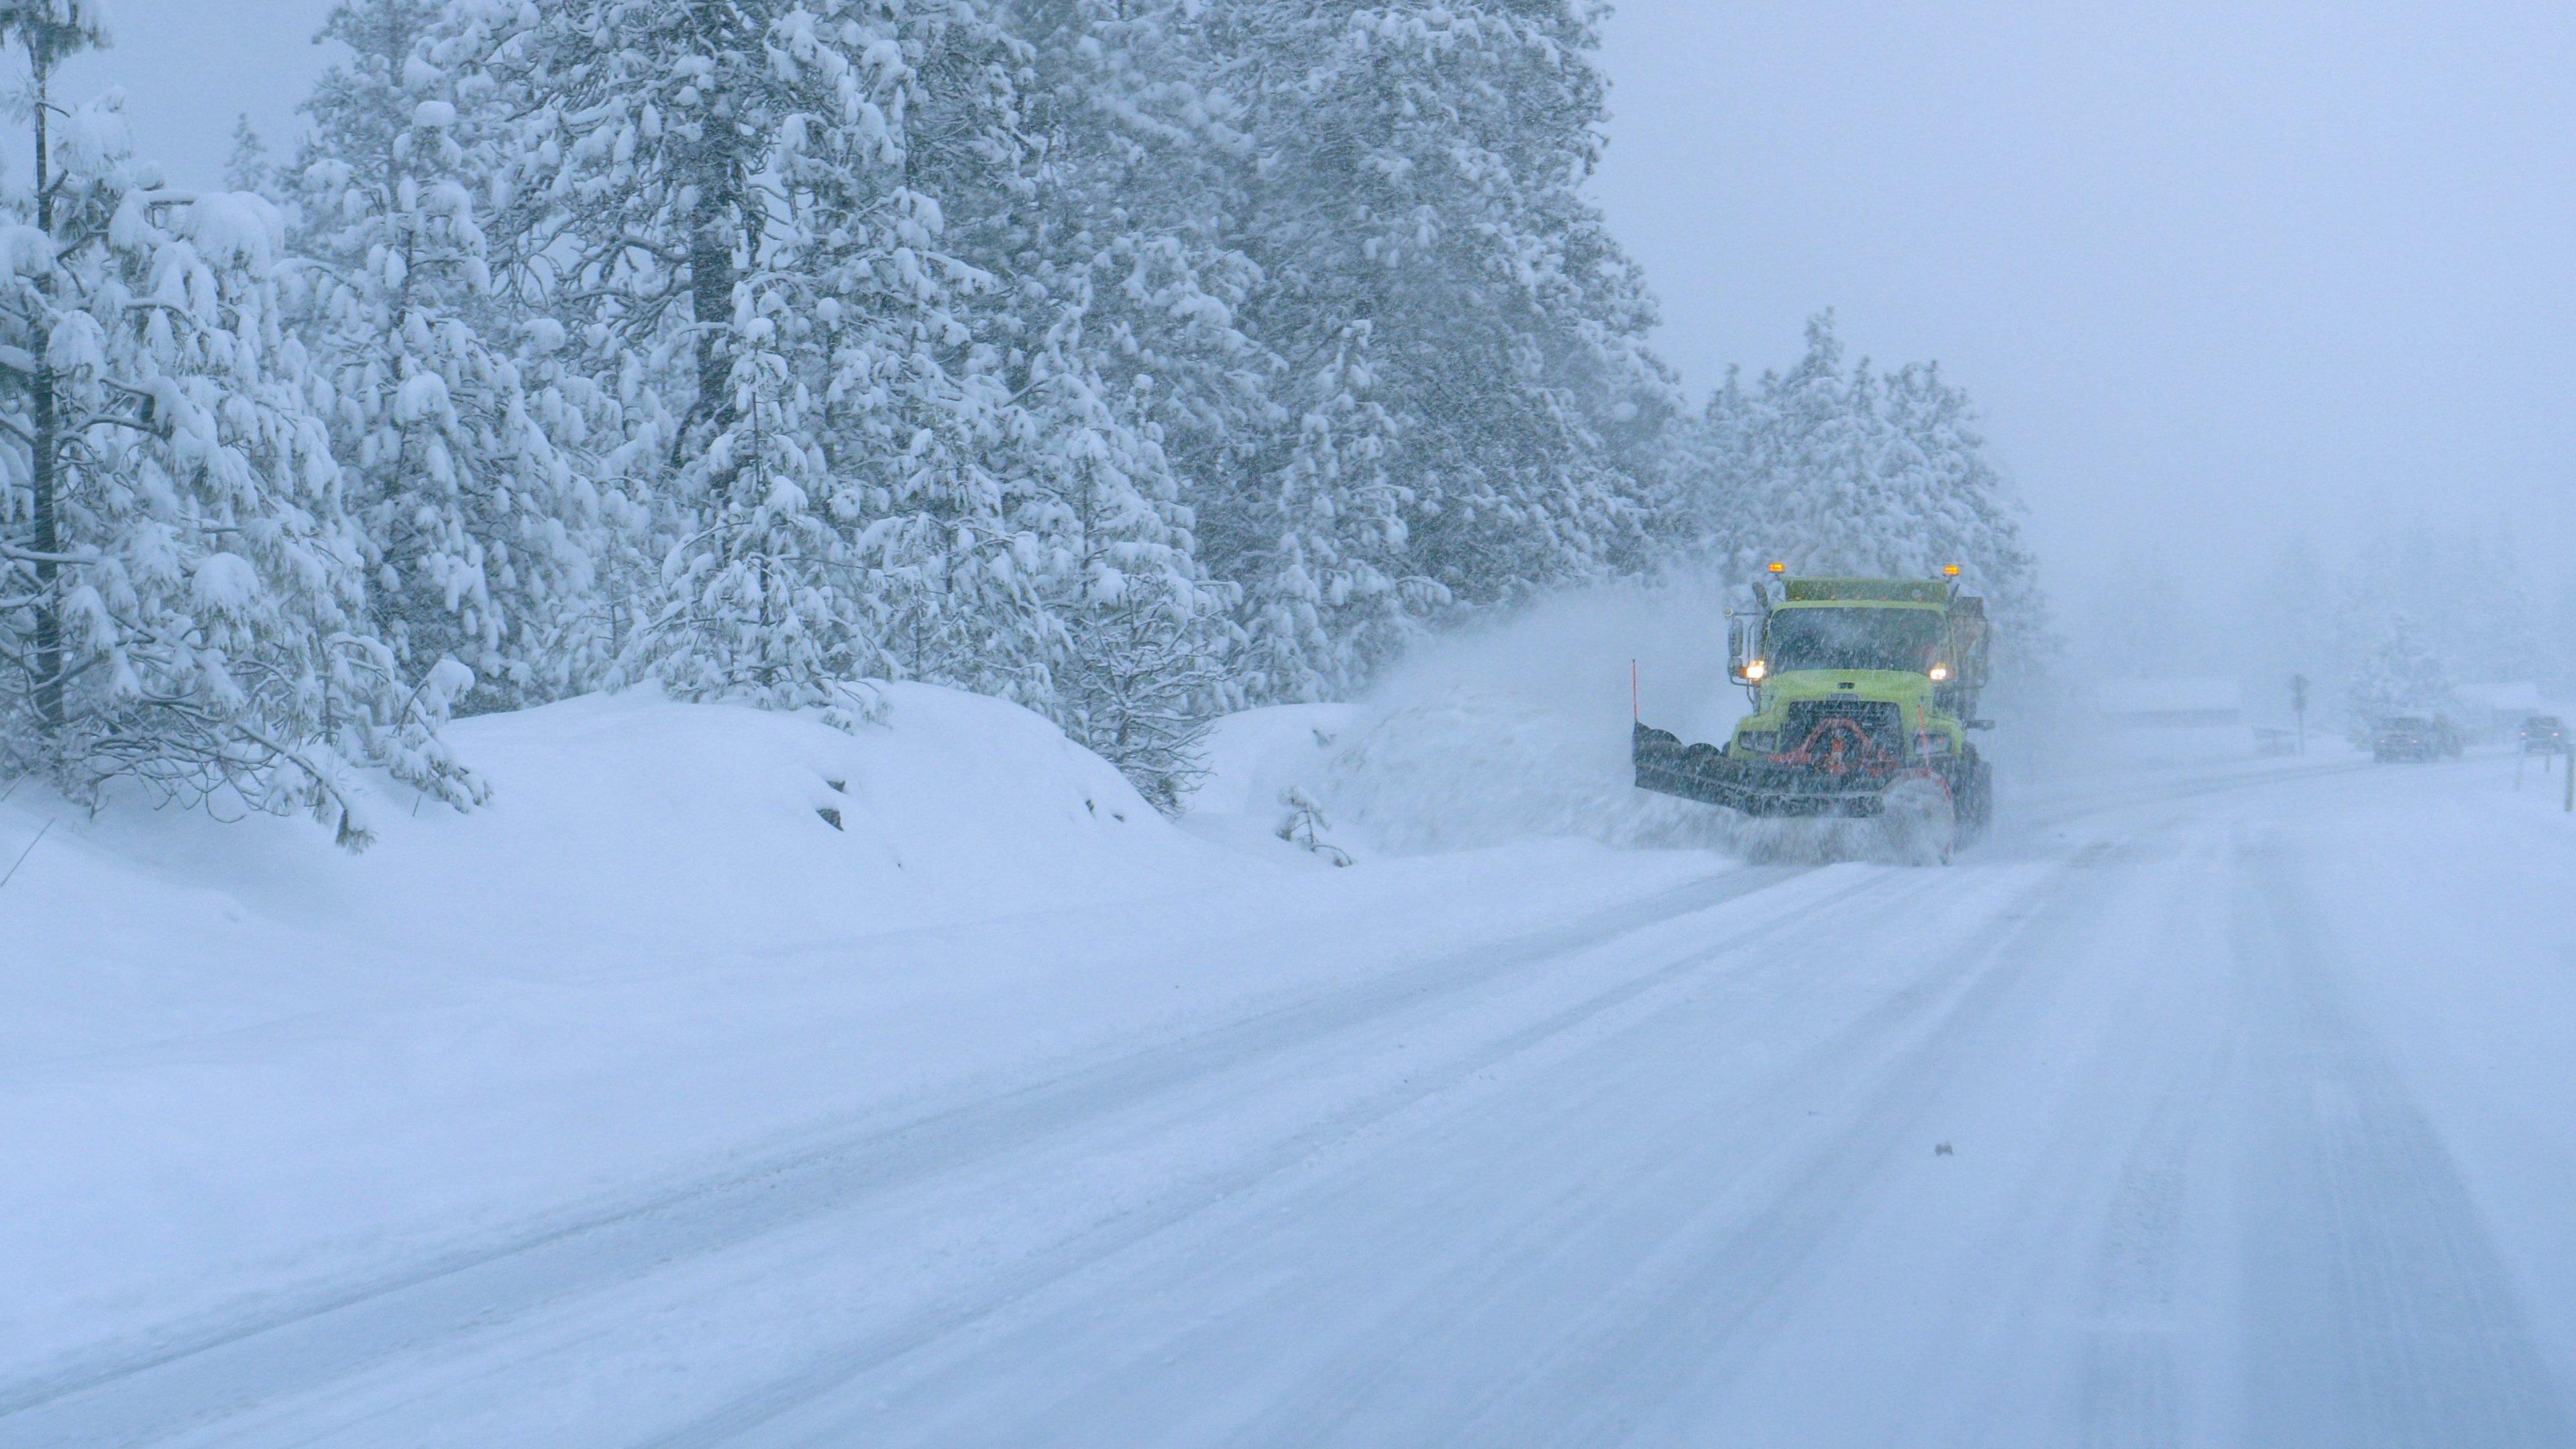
[1632,722,1890,819]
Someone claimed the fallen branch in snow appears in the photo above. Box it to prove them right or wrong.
[0,815,55,891]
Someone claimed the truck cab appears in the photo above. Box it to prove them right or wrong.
[1725,579,1988,767]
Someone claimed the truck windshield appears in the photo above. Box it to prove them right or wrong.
[1766,606,1944,674]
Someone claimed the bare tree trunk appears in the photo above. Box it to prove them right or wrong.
[29,49,62,733]
[684,3,742,470]
[688,171,737,437]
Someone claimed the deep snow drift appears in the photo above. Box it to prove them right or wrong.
[14,683,1220,997]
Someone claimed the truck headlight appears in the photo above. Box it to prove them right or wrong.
[1928,663,1950,682]
[1744,659,1768,682]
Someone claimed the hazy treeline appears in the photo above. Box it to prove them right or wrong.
[2082,516,2574,732]
[2251,523,2571,731]
[1,0,2038,841]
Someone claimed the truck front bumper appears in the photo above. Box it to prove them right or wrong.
[1632,723,1895,818]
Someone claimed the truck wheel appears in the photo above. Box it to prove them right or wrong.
[1880,775,1957,866]
[1944,759,1993,843]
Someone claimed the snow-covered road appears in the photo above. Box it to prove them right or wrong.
[10,754,2576,1447]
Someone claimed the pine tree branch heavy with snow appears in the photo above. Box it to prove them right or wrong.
[0,7,480,842]
[453,0,1059,723]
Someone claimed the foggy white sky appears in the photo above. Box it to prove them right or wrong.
[29,0,2576,614]
[1589,1,2576,602]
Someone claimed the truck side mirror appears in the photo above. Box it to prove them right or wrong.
[1727,614,1761,686]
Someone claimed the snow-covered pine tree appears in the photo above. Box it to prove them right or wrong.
[437,0,1238,800]
[224,114,273,197]
[1748,313,1884,572]
[0,4,478,843]
[291,0,610,712]
[2346,612,2454,735]
[2322,517,2555,715]
[1652,364,1758,574]
[1876,355,2045,646]
[1687,313,2047,663]
[1199,0,1670,701]
[1001,0,1267,487]
[445,0,1065,727]
[977,0,1252,800]
[1006,301,1236,810]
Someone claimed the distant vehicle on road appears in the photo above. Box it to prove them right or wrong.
[2373,715,2459,763]
[2521,714,2567,755]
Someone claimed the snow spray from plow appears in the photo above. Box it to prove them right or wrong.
[1227,577,1988,865]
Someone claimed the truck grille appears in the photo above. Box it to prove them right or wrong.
[1782,699,1905,755]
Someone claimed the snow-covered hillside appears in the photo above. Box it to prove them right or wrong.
[28,684,1240,979]
[1,685,1729,1382]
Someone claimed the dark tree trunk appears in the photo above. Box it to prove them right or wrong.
[683,2,743,477]
[29,50,62,733]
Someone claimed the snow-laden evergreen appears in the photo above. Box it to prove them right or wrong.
[2345,612,2456,735]
[2257,518,2561,731]
[1670,312,2045,651]
[1201,0,1676,701]
[445,0,924,724]
[291,0,612,712]
[992,0,1258,799]
[0,4,478,844]
[431,0,1230,777]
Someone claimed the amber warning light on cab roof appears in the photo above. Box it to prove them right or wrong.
[1766,560,1786,573]
[1943,564,1961,576]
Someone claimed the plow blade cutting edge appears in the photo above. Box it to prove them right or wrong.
[1631,722,1902,819]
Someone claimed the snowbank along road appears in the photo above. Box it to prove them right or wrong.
[8,751,2576,1446]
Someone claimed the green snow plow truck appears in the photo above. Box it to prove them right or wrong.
[1633,567,1995,861]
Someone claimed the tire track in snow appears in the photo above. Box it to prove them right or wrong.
[1389,835,2159,1449]
[814,860,2076,1449]
[2077,1042,2224,1449]
[625,864,1980,1449]
[2053,831,2244,1449]
[0,865,1832,1448]
[710,839,2117,1449]
[679,769,2539,1449]
[2229,830,2573,1448]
